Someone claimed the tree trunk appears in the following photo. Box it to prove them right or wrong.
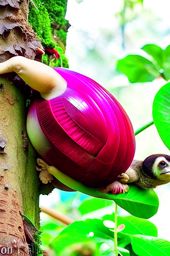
[0,1,41,255]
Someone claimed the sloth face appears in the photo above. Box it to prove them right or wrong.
[142,154,170,181]
[152,157,170,181]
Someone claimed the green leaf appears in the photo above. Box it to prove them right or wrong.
[51,219,114,254]
[162,46,170,80]
[131,235,170,256]
[118,216,157,236]
[153,82,170,149]
[78,198,114,215]
[99,248,115,256]
[40,221,62,247]
[49,167,159,219]
[118,247,130,256]
[142,44,163,68]
[111,186,159,219]
[127,0,143,9]
[118,234,131,249]
[116,55,159,83]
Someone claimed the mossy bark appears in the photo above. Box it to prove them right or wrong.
[0,78,39,254]
[0,1,40,255]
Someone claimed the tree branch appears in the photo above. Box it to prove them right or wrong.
[41,207,73,225]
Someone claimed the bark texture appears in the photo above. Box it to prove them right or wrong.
[0,1,41,255]
[0,0,40,62]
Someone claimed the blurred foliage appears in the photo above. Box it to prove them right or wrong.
[116,44,170,82]
[28,0,69,67]
[116,43,170,152]
[118,0,144,49]
[119,0,144,23]
[117,54,160,82]
[127,0,144,8]
[40,196,170,255]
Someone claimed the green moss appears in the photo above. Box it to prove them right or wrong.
[42,0,69,45]
[28,0,69,67]
[29,5,53,46]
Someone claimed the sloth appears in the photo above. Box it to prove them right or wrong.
[36,154,170,194]
[101,154,170,194]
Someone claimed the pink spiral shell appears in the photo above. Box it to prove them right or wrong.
[27,68,135,187]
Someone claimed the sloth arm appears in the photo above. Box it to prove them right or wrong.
[0,56,66,99]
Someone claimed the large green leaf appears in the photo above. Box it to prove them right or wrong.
[153,82,170,148]
[116,55,159,82]
[49,167,159,219]
[131,235,170,256]
[111,186,159,219]
[78,197,114,215]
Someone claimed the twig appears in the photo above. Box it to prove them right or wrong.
[114,203,119,256]
[135,120,154,136]
[41,207,73,225]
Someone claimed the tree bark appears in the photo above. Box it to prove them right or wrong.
[0,1,41,255]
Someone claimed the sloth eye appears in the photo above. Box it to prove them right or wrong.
[159,161,168,168]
